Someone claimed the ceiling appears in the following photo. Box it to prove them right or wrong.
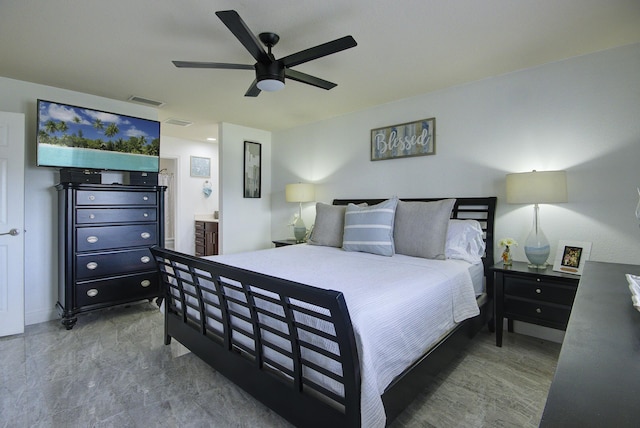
[2,0,639,142]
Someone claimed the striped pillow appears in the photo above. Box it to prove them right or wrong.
[343,198,398,256]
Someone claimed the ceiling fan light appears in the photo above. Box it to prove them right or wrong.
[257,78,285,92]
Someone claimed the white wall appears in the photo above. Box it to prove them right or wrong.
[0,76,158,324]
[272,43,640,266]
[219,122,272,254]
[160,136,218,254]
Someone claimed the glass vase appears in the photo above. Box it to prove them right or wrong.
[501,246,512,266]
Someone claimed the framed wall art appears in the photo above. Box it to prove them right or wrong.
[371,117,435,161]
[190,156,210,177]
[243,141,261,198]
[553,240,592,275]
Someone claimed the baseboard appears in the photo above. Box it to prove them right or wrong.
[26,308,58,326]
[506,320,565,343]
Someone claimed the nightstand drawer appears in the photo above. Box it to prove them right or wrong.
[504,297,571,327]
[504,277,577,305]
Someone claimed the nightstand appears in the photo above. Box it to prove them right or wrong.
[491,261,580,347]
[272,239,300,247]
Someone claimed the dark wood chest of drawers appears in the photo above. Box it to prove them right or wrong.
[491,261,580,346]
[56,183,165,329]
[195,220,218,256]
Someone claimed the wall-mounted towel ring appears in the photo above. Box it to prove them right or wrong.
[203,180,212,197]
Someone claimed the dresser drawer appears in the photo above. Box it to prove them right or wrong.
[76,248,155,280]
[76,190,157,206]
[504,276,576,306]
[75,273,160,307]
[504,297,571,327]
[195,244,205,257]
[195,221,218,232]
[76,208,157,224]
[76,224,157,252]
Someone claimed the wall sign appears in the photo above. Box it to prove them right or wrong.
[371,117,435,161]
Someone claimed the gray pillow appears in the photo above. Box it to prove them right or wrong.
[394,199,456,259]
[308,203,347,247]
[343,198,398,256]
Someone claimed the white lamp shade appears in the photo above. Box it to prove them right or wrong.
[506,170,567,204]
[285,183,315,202]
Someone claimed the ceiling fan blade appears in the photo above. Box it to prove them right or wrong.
[245,79,261,97]
[285,69,337,90]
[215,10,270,63]
[172,61,254,70]
[281,36,357,68]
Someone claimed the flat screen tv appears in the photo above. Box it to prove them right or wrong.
[36,99,160,172]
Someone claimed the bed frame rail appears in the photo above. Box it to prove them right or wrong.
[150,247,361,428]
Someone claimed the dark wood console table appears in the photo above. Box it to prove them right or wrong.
[540,261,640,427]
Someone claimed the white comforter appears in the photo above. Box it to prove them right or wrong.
[207,244,480,428]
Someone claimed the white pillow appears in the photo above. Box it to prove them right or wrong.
[445,219,485,263]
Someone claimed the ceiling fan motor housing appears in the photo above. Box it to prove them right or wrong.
[255,61,285,85]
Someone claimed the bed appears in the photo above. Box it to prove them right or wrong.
[151,196,496,427]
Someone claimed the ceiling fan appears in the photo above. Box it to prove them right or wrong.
[172,10,357,97]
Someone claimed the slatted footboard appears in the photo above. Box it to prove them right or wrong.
[150,247,361,428]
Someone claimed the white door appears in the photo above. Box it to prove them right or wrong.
[0,112,25,336]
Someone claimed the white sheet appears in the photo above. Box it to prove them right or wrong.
[206,244,480,428]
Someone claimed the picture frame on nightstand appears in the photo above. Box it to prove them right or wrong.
[553,240,592,275]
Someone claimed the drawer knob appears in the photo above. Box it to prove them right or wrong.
[86,236,98,244]
[536,278,541,282]
[140,256,150,263]
[143,196,149,201]
[141,232,151,239]
[535,288,542,294]
[86,262,98,270]
[87,288,99,297]
[536,308,542,314]
[89,214,95,219]
[140,279,151,287]
[143,212,149,218]
[88,195,96,201]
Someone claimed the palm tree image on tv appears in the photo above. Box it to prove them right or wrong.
[37,100,160,172]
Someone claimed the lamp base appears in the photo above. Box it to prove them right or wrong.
[524,203,550,269]
[293,216,306,243]
[524,245,550,269]
[527,261,548,269]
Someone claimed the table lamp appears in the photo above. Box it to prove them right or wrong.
[506,170,567,268]
[285,183,315,243]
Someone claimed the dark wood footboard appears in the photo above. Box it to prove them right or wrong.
[150,247,361,428]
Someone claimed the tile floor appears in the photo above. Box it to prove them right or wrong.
[0,302,560,427]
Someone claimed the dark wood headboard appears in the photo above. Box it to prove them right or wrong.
[332,197,497,272]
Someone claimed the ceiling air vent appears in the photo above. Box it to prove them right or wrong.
[127,95,165,107]
[164,118,193,127]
